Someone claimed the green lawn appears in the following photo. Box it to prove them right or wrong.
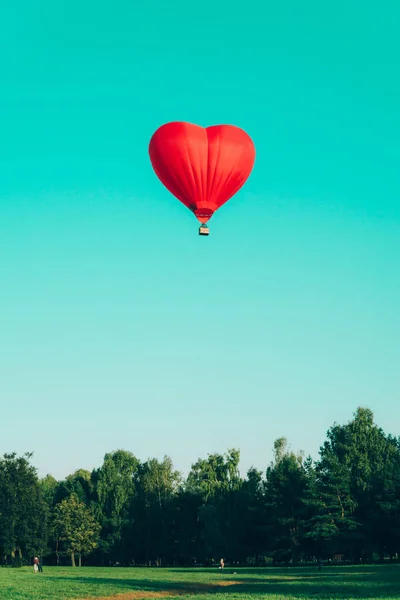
[0,565,399,600]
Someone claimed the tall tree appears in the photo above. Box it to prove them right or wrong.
[93,450,139,562]
[53,494,101,566]
[186,449,243,562]
[316,407,400,561]
[234,467,266,563]
[0,453,48,563]
[133,456,181,564]
[264,439,310,563]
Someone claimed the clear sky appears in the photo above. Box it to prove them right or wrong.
[1,1,399,480]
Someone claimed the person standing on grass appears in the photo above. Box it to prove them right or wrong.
[220,558,224,572]
[38,557,43,572]
[33,556,39,573]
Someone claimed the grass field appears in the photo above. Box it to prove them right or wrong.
[0,565,399,600]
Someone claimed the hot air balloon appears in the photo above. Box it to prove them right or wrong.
[148,122,255,236]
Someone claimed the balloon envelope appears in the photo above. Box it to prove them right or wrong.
[149,122,255,223]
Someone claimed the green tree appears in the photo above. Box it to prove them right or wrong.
[0,453,47,563]
[186,449,241,500]
[185,449,243,562]
[234,467,266,563]
[133,456,181,564]
[312,426,359,558]
[315,407,400,561]
[264,439,310,563]
[39,475,58,507]
[93,450,139,562]
[53,494,101,566]
[372,434,400,559]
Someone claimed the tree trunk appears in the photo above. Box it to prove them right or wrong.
[71,552,76,567]
[79,554,82,567]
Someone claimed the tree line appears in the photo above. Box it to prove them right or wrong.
[1,407,400,567]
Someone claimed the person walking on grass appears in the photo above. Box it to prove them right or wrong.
[220,558,224,572]
[33,556,39,573]
[38,557,43,573]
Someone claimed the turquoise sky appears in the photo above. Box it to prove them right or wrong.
[1,1,399,479]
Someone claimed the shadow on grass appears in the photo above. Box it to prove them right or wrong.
[171,566,390,576]
[57,567,400,599]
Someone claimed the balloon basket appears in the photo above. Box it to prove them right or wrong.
[199,225,210,236]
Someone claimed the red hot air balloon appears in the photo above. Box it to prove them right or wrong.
[148,122,255,235]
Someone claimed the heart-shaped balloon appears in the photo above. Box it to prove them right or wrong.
[149,122,255,223]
